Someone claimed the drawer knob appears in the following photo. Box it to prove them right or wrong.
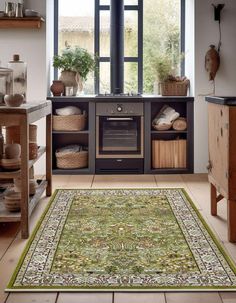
[207,160,212,172]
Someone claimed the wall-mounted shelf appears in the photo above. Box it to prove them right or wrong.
[0,17,45,29]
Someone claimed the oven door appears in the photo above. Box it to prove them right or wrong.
[96,116,144,158]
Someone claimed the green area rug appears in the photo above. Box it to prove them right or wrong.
[7,189,236,291]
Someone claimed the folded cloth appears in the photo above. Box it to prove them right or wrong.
[152,105,180,130]
[57,145,83,154]
[56,106,82,116]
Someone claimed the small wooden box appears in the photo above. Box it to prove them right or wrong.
[152,139,187,169]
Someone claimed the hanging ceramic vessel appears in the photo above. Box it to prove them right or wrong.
[205,45,220,81]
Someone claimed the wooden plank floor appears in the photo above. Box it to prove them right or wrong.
[1,174,236,303]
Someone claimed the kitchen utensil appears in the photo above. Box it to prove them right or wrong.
[5,2,15,17]
[15,3,23,18]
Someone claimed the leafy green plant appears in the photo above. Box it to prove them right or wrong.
[53,47,96,81]
[153,55,173,82]
[153,52,185,83]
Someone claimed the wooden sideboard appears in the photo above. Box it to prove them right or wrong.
[206,96,236,242]
[0,101,52,239]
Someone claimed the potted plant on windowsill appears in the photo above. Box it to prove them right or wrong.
[154,54,189,96]
[53,46,96,96]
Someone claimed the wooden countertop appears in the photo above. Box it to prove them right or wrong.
[0,101,51,114]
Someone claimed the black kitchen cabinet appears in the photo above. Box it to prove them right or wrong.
[144,97,194,174]
[47,96,194,175]
[47,97,96,175]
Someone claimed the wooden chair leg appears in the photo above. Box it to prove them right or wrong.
[228,199,236,243]
[211,183,217,216]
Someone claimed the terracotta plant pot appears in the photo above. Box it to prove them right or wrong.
[59,71,81,96]
[50,80,64,96]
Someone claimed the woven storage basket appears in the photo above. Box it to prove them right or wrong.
[159,79,190,96]
[6,124,37,144]
[53,111,86,131]
[56,150,88,169]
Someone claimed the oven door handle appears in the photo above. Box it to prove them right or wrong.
[106,117,134,121]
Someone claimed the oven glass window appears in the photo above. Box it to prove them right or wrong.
[99,117,141,154]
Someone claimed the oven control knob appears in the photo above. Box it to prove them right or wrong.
[117,105,122,112]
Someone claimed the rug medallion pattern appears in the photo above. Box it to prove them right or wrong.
[8,189,236,290]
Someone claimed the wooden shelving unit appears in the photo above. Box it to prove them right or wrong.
[0,17,45,29]
[0,146,45,179]
[0,102,52,238]
[0,179,48,222]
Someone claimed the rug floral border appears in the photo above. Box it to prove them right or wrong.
[6,188,236,292]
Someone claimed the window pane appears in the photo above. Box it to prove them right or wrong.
[59,0,94,53]
[125,0,138,4]
[101,0,137,5]
[100,62,110,93]
[100,11,110,57]
[100,0,110,4]
[143,0,181,94]
[124,10,138,57]
[58,0,95,94]
[124,62,138,93]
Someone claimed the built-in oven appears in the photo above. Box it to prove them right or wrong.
[96,102,144,174]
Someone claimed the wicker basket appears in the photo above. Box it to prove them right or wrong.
[56,150,88,169]
[6,124,37,144]
[159,79,190,96]
[53,111,86,131]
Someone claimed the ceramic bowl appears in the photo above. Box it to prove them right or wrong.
[5,143,21,159]
[4,191,21,212]
[24,9,40,17]
[0,158,21,171]
[4,94,24,107]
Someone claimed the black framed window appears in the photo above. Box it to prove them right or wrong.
[95,0,143,93]
[55,0,185,95]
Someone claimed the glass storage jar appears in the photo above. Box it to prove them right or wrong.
[8,54,27,101]
[0,67,13,104]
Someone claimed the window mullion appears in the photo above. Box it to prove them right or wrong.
[95,0,100,94]
[138,0,143,93]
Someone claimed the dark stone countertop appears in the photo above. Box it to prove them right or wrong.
[47,95,194,103]
[206,96,236,105]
